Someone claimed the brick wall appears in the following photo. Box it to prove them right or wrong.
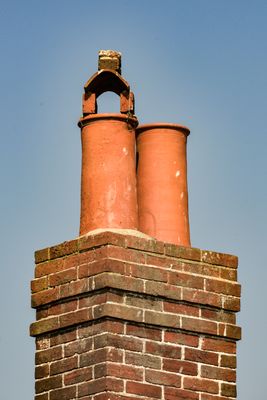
[31,231,241,400]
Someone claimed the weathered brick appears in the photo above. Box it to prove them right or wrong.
[126,294,162,311]
[31,287,60,308]
[205,279,241,297]
[35,248,50,264]
[78,377,123,397]
[220,354,236,369]
[145,310,180,328]
[59,308,92,329]
[49,267,77,287]
[126,381,161,398]
[182,316,217,335]
[80,348,123,367]
[164,386,199,400]
[164,331,199,347]
[169,271,204,289]
[145,369,181,387]
[94,333,143,352]
[64,337,92,357]
[185,348,218,366]
[164,301,199,316]
[125,351,161,369]
[50,386,76,400]
[163,359,197,375]
[201,365,236,382]
[125,262,168,282]
[35,346,62,365]
[145,280,182,301]
[221,383,237,397]
[50,239,78,260]
[126,323,162,341]
[64,366,92,385]
[201,338,236,354]
[50,355,78,375]
[95,362,143,381]
[50,329,77,346]
[35,375,62,394]
[31,277,48,293]
[35,364,49,379]
[146,341,181,358]
[184,377,219,394]
[48,299,78,316]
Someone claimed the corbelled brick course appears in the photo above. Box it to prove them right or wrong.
[31,231,240,399]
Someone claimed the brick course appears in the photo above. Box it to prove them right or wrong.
[31,231,241,399]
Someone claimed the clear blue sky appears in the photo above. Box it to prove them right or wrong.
[0,1,266,399]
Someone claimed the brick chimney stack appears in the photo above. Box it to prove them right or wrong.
[30,51,241,400]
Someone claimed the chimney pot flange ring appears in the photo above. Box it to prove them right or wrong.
[78,113,138,129]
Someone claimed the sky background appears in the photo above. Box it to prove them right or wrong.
[0,1,266,399]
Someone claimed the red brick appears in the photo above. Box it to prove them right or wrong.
[64,337,92,357]
[50,329,77,346]
[35,248,50,264]
[93,303,143,323]
[220,268,237,281]
[164,331,199,347]
[182,316,217,335]
[164,301,199,316]
[31,277,48,293]
[126,324,162,341]
[35,364,49,379]
[48,299,78,316]
[145,281,182,301]
[31,287,59,308]
[35,346,62,365]
[49,268,77,287]
[220,354,236,369]
[80,348,123,367]
[35,394,49,400]
[184,377,219,394]
[185,348,219,366]
[221,383,237,397]
[59,278,91,299]
[145,369,181,387]
[78,259,125,279]
[125,263,168,282]
[50,355,78,375]
[169,271,204,289]
[95,362,143,381]
[201,365,236,382]
[164,386,199,400]
[201,308,235,324]
[146,341,181,358]
[205,279,241,297]
[126,381,161,398]
[64,366,92,385]
[144,309,181,328]
[30,316,59,336]
[163,359,197,375]
[59,308,92,329]
[106,245,146,264]
[125,351,161,369]
[50,386,76,400]
[78,320,124,338]
[50,239,78,260]
[94,333,143,352]
[201,250,238,268]
[125,295,162,311]
[78,377,123,396]
[201,338,236,354]
[93,273,144,293]
[35,375,62,393]
[125,236,164,254]
[182,288,221,308]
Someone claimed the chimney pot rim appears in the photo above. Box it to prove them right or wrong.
[136,123,190,136]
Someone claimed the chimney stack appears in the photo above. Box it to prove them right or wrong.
[30,51,241,400]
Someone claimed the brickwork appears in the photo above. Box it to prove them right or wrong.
[31,231,241,400]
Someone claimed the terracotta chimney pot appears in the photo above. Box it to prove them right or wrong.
[136,123,191,246]
[78,51,138,235]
